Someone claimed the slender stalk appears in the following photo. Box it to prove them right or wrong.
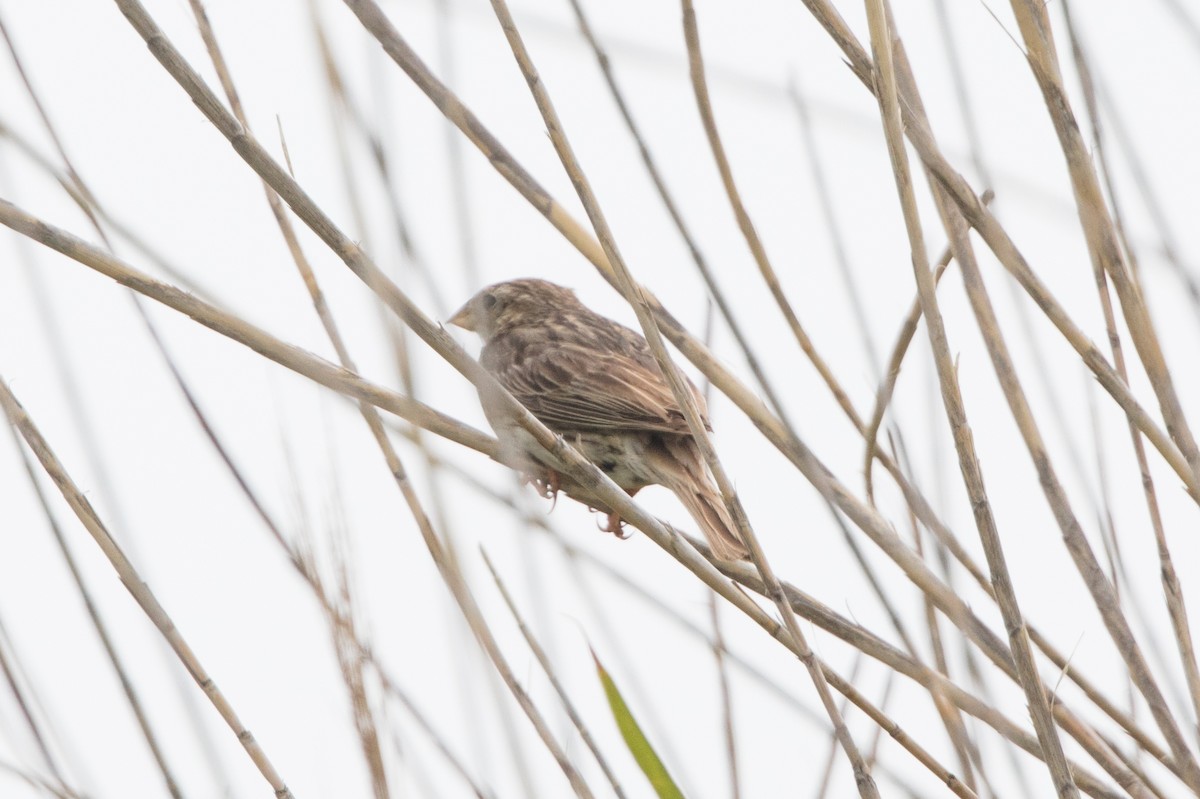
[681,0,863,435]
[1061,0,1200,740]
[0,379,296,799]
[489,0,880,791]
[6,425,186,799]
[481,551,628,799]
[861,2,1077,795]
[794,0,1200,504]
[565,0,795,425]
[1008,0,1200,492]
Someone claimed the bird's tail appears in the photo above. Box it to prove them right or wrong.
[674,483,749,561]
[650,438,748,561]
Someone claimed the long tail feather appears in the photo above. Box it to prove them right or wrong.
[672,484,748,560]
[647,436,748,560]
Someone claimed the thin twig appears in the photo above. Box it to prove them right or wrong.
[481,551,628,799]
[681,0,863,435]
[1007,1,1200,787]
[0,379,296,798]
[1061,0,1200,743]
[5,424,186,799]
[861,2,1078,795]
[566,0,796,426]
[490,0,880,792]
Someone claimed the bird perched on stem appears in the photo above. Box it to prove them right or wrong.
[449,278,748,561]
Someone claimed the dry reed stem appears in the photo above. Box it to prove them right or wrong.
[863,232,958,503]
[3,191,1154,794]
[1061,0,1200,741]
[325,12,1162,760]
[5,424,186,799]
[1007,0,1200,486]
[897,1,1192,789]
[0,380,296,798]
[706,592,741,799]
[681,1,862,432]
[0,624,72,796]
[0,200,498,457]
[0,180,899,795]
[182,8,408,787]
[1007,1,1200,788]
[909,501,981,794]
[150,337,492,798]
[714,553,1133,799]
[565,0,794,428]
[486,0,878,790]
[891,3,1192,790]
[862,2,1078,796]
[0,119,223,304]
[481,551,628,799]
[794,0,1200,505]
[788,80,882,380]
[106,0,763,627]
[177,7,597,790]
[0,760,79,799]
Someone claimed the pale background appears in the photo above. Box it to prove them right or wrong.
[1,0,1199,797]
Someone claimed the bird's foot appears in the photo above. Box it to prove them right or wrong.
[596,487,640,540]
[527,470,562,510]
[598,511,631,539]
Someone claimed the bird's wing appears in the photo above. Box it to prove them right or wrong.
[486,337,708,436]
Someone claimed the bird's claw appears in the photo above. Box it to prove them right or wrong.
[594,486,642,540]
[598,511,632,539]
[526,470,562,510]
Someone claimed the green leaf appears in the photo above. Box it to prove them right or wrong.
[591,646,685,799]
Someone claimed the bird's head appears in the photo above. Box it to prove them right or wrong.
[449,278,580,341]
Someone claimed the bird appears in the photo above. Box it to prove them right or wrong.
[449,278,748,561]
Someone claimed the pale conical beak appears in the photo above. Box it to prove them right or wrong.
[448,300,477,332]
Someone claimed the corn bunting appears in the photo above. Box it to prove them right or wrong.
[450,278,748,560]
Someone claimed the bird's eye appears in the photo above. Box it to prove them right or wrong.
[481,294,498,311]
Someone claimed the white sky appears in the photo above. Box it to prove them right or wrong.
[1,0,1199,797]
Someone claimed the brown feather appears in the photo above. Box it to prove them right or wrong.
[643,436,748,560]
[451,278,747,560]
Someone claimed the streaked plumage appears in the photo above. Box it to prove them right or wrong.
[450,278,748,560]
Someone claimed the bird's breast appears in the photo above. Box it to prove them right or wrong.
[491,421,657,492]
